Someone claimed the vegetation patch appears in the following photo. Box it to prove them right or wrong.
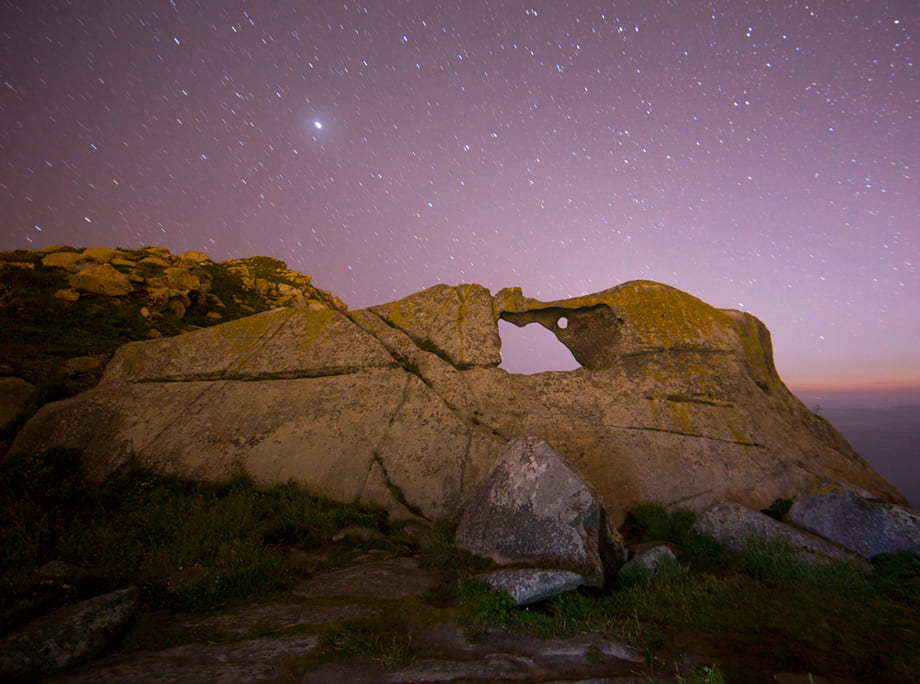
[0,450,390,631]
[416,336,453,364]
[1,452,917,682]
[453,504,920,682]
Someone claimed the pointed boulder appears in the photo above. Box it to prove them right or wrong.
[456,436,625,592]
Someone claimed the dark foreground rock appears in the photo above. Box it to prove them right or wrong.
[478,568,591,606]
[44,554,652,684]
[0,586,138,680]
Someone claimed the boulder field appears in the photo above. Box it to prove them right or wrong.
[10,278,907,524]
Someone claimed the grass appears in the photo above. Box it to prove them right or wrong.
[416,336,453,364]
[317,621,416,668]
[0,449,391,630]
[454,504,920,683]
[1,450,917,681]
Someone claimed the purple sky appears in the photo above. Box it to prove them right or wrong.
[1,0,917,388]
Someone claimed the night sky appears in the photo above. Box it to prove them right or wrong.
[1,0,917,388]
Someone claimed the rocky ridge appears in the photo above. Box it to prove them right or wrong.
[0,245,345,434]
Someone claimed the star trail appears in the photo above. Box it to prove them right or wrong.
[1,0,917,387]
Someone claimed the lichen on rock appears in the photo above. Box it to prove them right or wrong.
[6,268,909,525]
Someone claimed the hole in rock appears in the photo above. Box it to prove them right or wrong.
[557,316,568,329]
[498,319,581,374]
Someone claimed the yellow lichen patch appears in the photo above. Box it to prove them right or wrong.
[499,280,741,355]
[721,309,779,389]
[805,480,847,497]
[668,400,698,435]
[647,397,698,435]
[727,419,756,446]
[605,281,736,352]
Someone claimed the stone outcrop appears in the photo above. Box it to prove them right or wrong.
[3,246,345,328]
[0,587,139,679]
[9,277,908,524]
[103,308,399,383]
[456,437,624,594]
[786,480,920,559]
[369,283,501,369]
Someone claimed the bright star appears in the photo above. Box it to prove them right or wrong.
[313,121,323,129]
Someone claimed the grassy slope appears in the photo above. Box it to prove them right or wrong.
[1,450,917,682]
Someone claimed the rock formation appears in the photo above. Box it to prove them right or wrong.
[8,257,908,524]
[1,244,344,332]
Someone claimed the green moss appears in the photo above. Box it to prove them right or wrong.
[402,360,421,377]
[417,336,451,362]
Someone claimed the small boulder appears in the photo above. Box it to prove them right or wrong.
[456,436,625,594]
[139,255,170,268]
[787,480,920,559]
[145,287,191,317]
[162,266,200,291]
[0,586,139,679]
[177,250,210,263]
[478,569,589,606]
[68,263,133,296]
[54,288,81,302]
[41,252,90,271]
[81,247,117,263]
[618,544,678,585]
[0,377,38,432]
[61,356,105,377]
[142,245,172,258]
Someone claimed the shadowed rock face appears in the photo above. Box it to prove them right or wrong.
[10,279,908,523]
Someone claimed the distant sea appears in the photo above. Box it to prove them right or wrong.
[793,387,920,511]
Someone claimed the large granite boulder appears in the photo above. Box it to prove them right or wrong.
[10,280,907,524]
[102,307,399,383]
[456,436,624,587]
[41,251,93,271]
[786,480,920,559]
